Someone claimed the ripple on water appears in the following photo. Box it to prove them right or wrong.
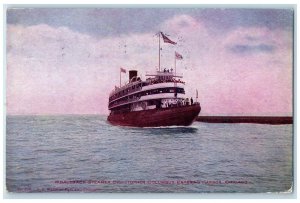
[6,116,293,193]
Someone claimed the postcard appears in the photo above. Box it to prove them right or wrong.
[5,6,294,194]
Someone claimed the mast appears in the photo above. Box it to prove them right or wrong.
[120,70,122,88]
[158,32,161,71]
[174,52,177,96]
[174,52,177,76]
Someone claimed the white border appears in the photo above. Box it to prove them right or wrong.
[1,0,298,201]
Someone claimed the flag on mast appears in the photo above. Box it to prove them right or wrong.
[175,51,183,60]
[120,67,126,73]
[160,32,177,45]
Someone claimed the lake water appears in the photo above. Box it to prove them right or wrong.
[6,115,293,193]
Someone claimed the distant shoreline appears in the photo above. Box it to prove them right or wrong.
[196,116,293,125]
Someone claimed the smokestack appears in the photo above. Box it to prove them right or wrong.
[129,70,138,82]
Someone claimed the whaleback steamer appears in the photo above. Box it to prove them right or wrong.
[107,32,201,127]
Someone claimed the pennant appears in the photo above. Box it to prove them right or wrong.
[175,51,183,60]
[161,32,177,45]
[120,67,126,73]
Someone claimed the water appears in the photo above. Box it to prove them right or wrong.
[6,115,293,193]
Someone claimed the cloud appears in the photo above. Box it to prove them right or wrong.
[193,9,294,32]
[229,44,275,54]
[159,15,292,115]
[6,24,160,115]
[6,14,293,116]
[7,8,294,37]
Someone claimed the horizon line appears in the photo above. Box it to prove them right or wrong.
[5,113,293,117]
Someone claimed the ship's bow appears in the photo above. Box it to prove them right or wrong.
[108,103,201,127]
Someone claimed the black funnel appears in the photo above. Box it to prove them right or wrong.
[129,70,138,81]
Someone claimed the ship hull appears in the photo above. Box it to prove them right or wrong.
[107,103,201,127]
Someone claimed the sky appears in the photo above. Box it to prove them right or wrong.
[6,7,294,116]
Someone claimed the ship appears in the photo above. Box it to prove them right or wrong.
[107,32,201,127]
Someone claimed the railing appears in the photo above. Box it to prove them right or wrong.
[145,71,183,78]
[109,81,142,96]
[109,77,185,103]
[145,79,185,85]
[109,86,142,102]
[109,97,140,109]
[109,101,200,115]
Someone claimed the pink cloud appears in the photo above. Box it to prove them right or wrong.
[6,15,293,116]
[161,15,292,116]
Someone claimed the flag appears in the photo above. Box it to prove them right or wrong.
[160,32,177,45]
[120,67,126,73]
[175,51,183,60]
